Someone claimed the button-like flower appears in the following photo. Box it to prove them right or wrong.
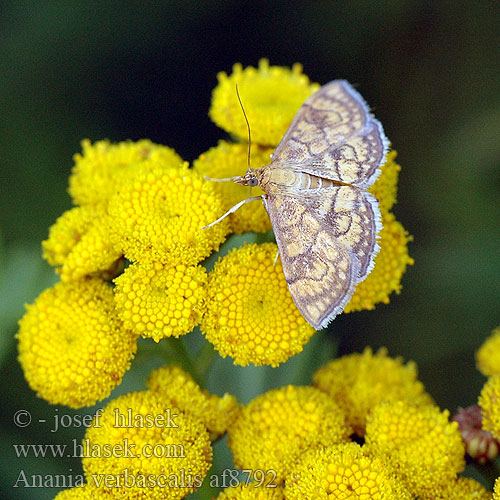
[201,243,315,366]
[17,278,137,408]
[285,442,412,500]
[364,400,465,497]
[82,390,212,500]
[228,385,351,483]
[113,260,207,341]
[476,325,500,376]
[313,347,432,435]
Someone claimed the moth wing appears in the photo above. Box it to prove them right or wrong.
[263,193,360,329]
[271,80,389,189]
[308,184,381,281]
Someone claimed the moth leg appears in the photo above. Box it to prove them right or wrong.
[273,249,280,267]
[200,195,263,230]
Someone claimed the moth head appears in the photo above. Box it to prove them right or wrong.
[235,169,259,187]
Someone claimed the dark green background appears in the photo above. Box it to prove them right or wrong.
[1,1,499,498]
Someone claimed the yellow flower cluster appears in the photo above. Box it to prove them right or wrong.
[228,385,351,482]
[364,400,466,497]
[147,365,240,439]
[420,477,492,500]
[193,141,274,233]
[210,59,320,146]
[286,442,412,500]
[17,279,137,408]
[477,325,500,376]
[313,347,433,435]
[82,390,212,500]
[114,261,208,341]
[201,243,315,366]
[53,484,103,499]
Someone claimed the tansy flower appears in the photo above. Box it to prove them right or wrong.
[43,206,122,282]
[82,390,212,500]
[495,477,500,500]
[17,279,137,408]
[113,260,207,341]
[107,164,230,265]
[479,375,500,441]
[210,59,320,146]
[200,243,315,367]
[227,385,351,483]
[313,347,433,435]
[53,484,104,499]
[216,483,285,500]
[418,477,492,500]
[193,140,274,233]
[344,212,414,313]
[147,365,240,439]
[69,138,183,206]
[369,149,401,215]
[476,325,500,376]
[285,442,412,500]
[364,400,465,498]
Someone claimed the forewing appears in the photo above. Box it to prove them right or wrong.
[308,184,381,281]
[271,80,389,188]
[263,194,360,329]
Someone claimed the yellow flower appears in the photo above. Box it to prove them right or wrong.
[82,390,212,500]
[201,243,315,367]
[216,483,285,500]
[495,477,500,500]
[369,150,401,215]
[113,260,207,341]
[53,484,104,499]
[344,212,414,313]
[43,206,123,282]
[419,477,492,500]
[69,138,183,206]
[107,164,230,265]
[479,375,500,441]
[193,141,274,233]
[228,385,351,483]
[476,325,500,376]
[313,347,433,435]
[210,59,320,146]
[285,442,412,500]
[364,400,465,498]
[147,365,240,439]
[17,279,137,408]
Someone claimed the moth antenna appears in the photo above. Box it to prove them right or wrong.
[273,250,280,267]
[201,195,263,230]
[236,84,251,171]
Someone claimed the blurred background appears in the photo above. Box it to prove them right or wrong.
[1,1,499,498]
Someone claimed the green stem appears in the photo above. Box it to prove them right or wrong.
[195,342,218,388]
[161,337,202,385]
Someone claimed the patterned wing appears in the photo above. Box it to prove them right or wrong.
[308,184,381,281]
[263,194,361,330]
[271,80,389,189]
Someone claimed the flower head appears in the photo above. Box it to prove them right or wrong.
[54,484,104,499]
[369,150,401,215]
[69,139,183,206]
[82,390,212,500]
[476,325,500,376]
[364,400,465,497]
[479,375,500,442]
[417,477,492,500]
[210,59,320,146]
[344,212,414,313]
[43,206,122,282]
[216,483,285,500]
[17,279,137,408]
[201,243,315,366]
[285,442,412,500]
[147,365,240,439]
[193,141,274,233]
[228,385,350,483]
[113,260,207,341]
[313,347,432,435]
[108,164,230,265]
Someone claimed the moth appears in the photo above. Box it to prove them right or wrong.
[205,80,388,329]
